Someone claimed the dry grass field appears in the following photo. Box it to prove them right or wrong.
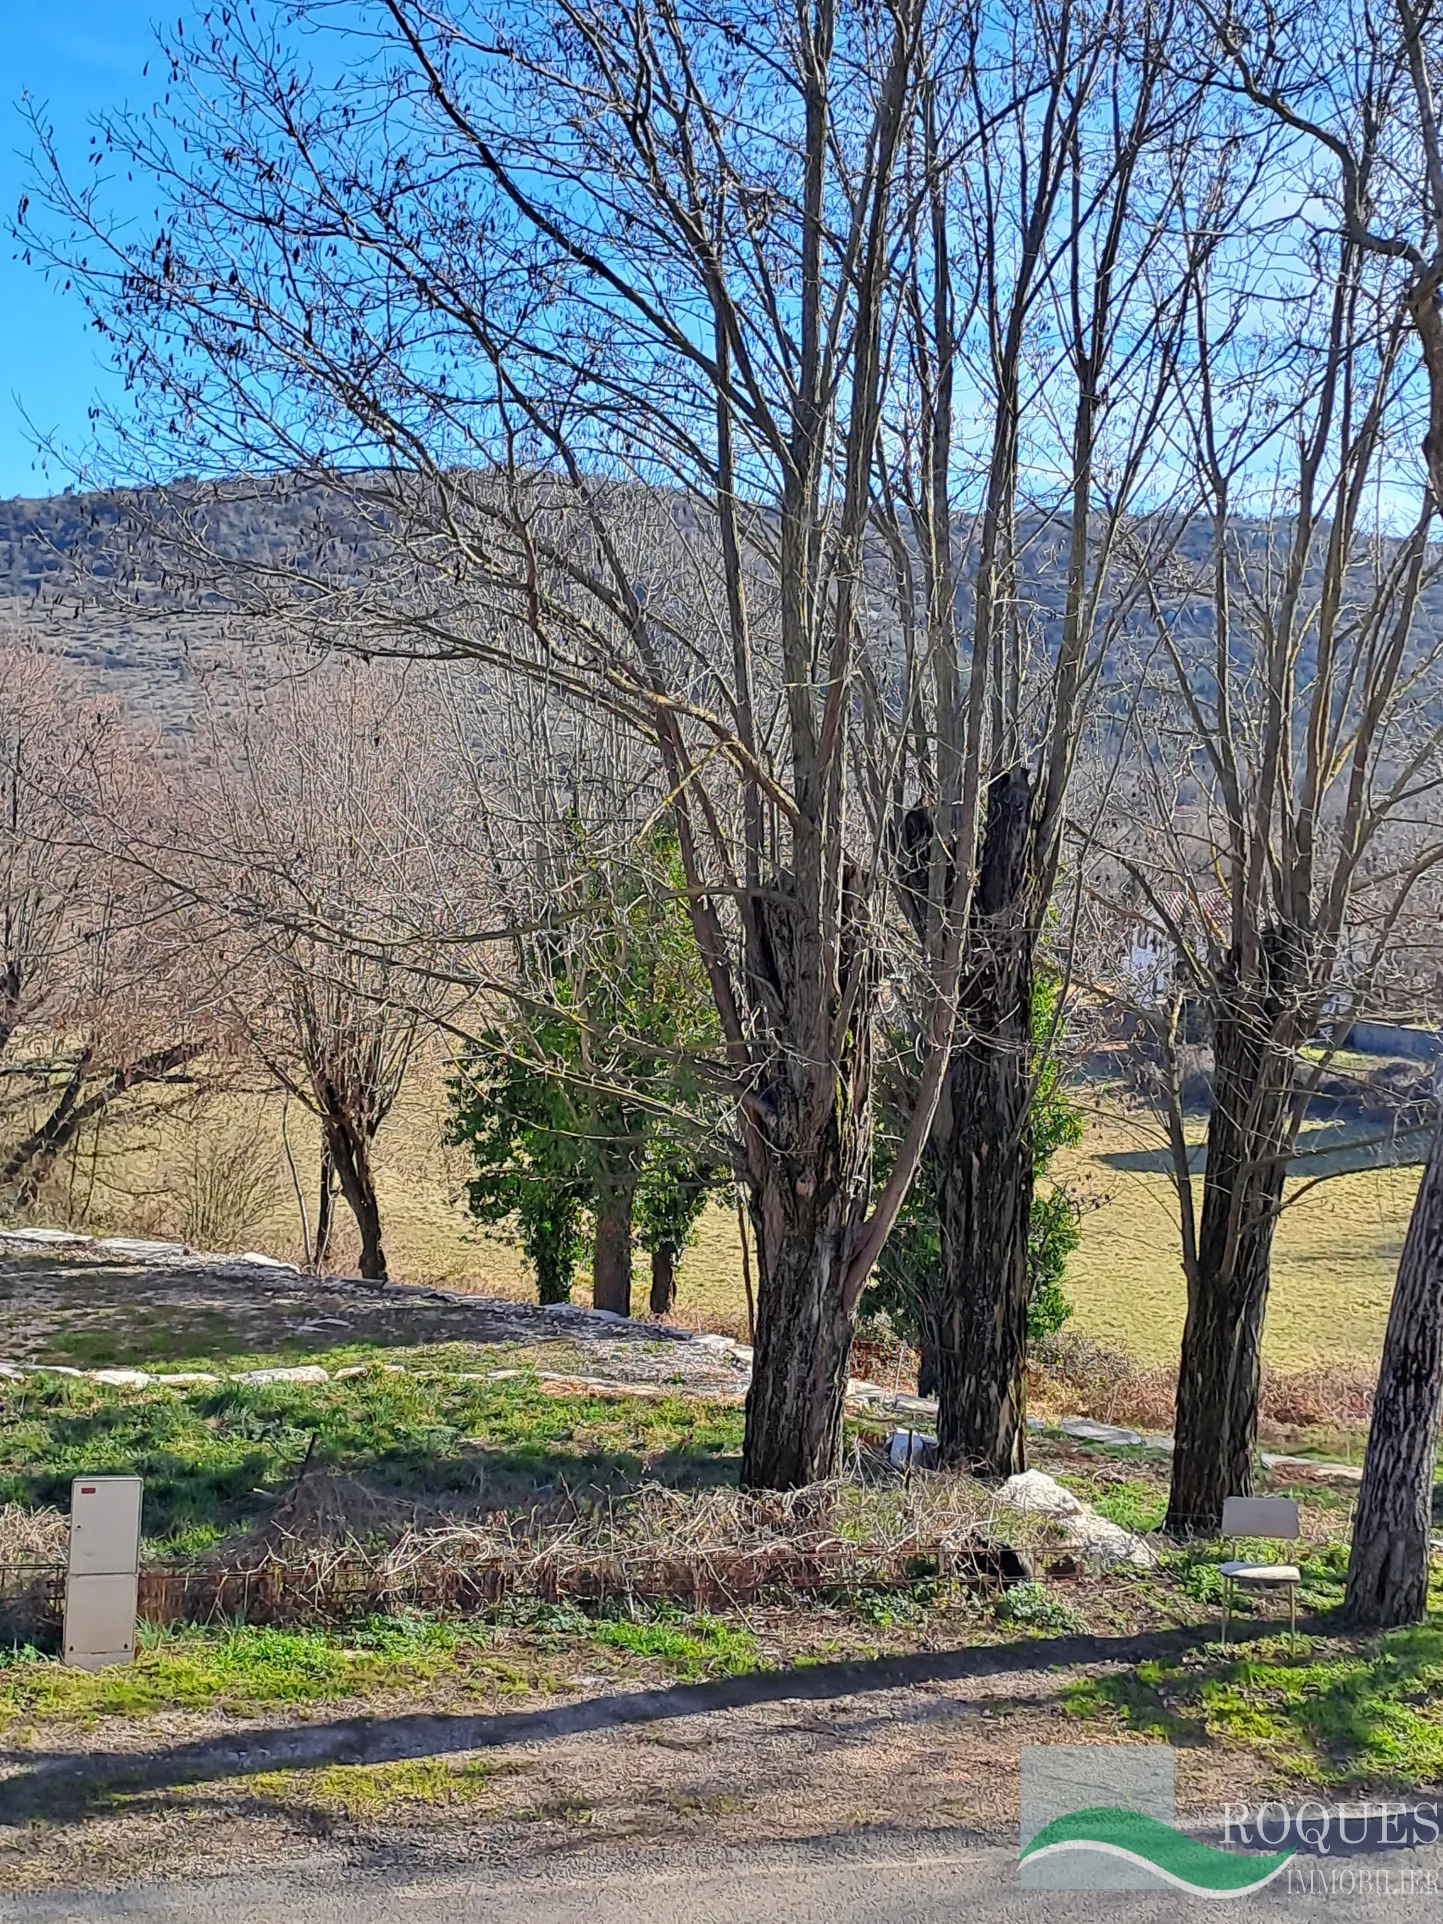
[1053,1094,1422,1370]
[15,1052,1425,1372]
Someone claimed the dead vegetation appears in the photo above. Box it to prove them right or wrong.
[0,1470,1065,1637]
[1028,1328,1378,1452]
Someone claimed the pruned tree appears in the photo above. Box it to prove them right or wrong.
[157,661,468,1280]
[22,0,1002,1484]
[1089,58,1443,1528]
[875,0,1211,1471]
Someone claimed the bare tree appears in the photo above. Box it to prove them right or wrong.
[22,0,1001,1485]
[1092,121,1443,1530]
[158,660,468,1280]
[0,641,206,1215]
[877,0,1209,1471]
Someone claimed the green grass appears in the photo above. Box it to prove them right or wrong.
[245,1756,515,1822]
[1063,1623,1443,1790]
[0,1361,745,1549]
[1056,1471,1168,1535]
[15,1048,1426,1368]
[588,1607,759,1680]
[0,1598,761,1729]
[1055,1100,1421,1369]
[0,1616,491,1723]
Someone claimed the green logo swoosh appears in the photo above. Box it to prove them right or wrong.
[1021,1806,1294,1896]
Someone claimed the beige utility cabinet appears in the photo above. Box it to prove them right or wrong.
[64,1475,142,1670]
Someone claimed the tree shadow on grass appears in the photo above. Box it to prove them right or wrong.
[1066,1620,1443,1789]
[0,1622,1225,1829]
[0,1375,746,1551]
[0,1250,705,1373]
[1099,1122,1432,1181]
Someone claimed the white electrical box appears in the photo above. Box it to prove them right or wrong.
[64,1475,142,1671]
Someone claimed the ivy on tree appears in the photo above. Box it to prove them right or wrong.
[864,971,1084,1391]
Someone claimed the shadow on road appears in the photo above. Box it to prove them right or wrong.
[0,1622,1232,1826]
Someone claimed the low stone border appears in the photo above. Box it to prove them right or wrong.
[0,1225,1370,1484]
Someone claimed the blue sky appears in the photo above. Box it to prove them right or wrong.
[1,2,160,498]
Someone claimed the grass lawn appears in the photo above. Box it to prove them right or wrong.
[21,1049,1426,1373]
[1065,1624,1443,1790]
[0,1604,764,1729]
[1053,1095,1423,1371]
[0,1357,747,1554]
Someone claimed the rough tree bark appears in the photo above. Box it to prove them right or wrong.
[1345,1115,1443,1627]
[929,768,1036,1475]
[1164,929,1304,1535]
[741,1144,862,1489]
[739,876,875,1489]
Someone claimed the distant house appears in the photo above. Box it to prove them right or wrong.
[1123,888,1230,1002]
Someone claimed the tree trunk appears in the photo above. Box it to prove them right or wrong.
[738,866,875,1489]
[591,1173,637,1316]
[3,1050,92,1195]
[928,767,1035,1477]
[313,1145,335,1272]
[5,1042,201,1209]
[649,1247,677,1316]
[933,1070,1033,1474]
[1345,1116,1443,1628]
[741,1171,858,1489]
[1164,935,1302,1536]
[320,1105,388,1282]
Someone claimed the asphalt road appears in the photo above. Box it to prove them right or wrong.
[4,1831,1436,1923]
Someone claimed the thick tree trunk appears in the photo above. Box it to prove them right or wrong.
[591,1173,637,1316]
[320,1104,387,1282]
[649,1247,677,1317]
[928,768,1035,1477]
[738,866,874,1489]
[933,1067,1033,1474]
[741,1172,858,1489]
[1345,1117,1443,1628]
[1164,935,1302,1536]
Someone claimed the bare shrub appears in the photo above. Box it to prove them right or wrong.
[169,1109,282,1252]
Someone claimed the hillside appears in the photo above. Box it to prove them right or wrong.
[6,479,1442,725]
